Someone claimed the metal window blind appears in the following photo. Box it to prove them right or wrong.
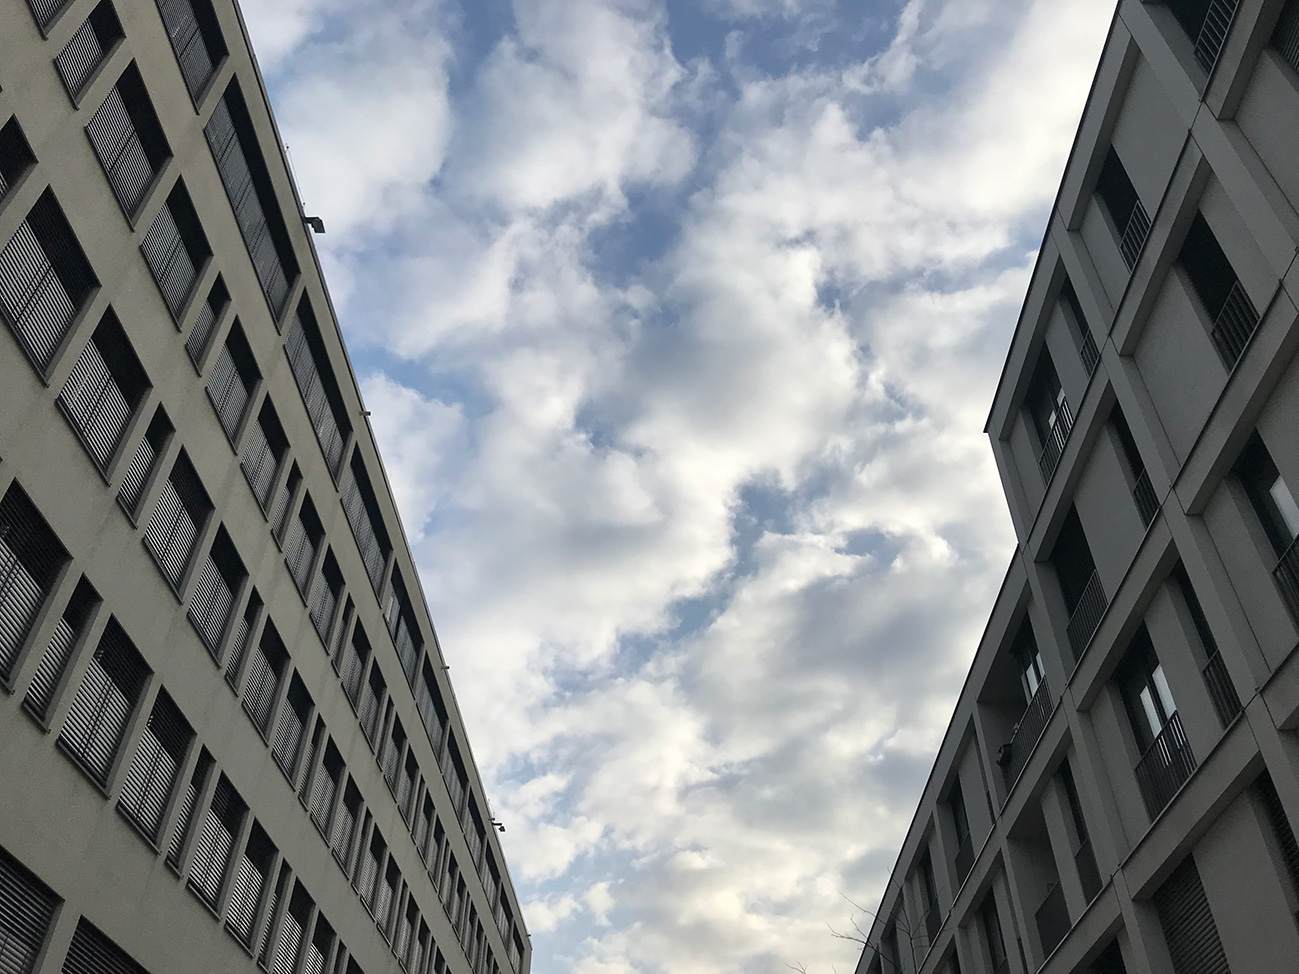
[416,666,446,753]
[1277,0,1299,75]
[398,758,415,820]
[396,903,414,963]
[188,554,233,655]
[143,478,197,588]
[55,10,112,98]
[381,730,401,790]
[204,100,290,315]
[24,0,67,30]
[495,900,510,939]
[465,813,484,870]
[257,869,285,964]
[359,670,383,743]
[141,201,196,317]
[340,635,366,705]
[394,618,419,688]
[376,865,397,932]
[224,598,256,687]
[242,636,280,732]
[22,617,75,719]
[308,760,337,832]
[62,919,151,974]
[0,488,66,682]
[154,0,215,97]
[1154,857,1230,974]
[285,514,316,593]
[0,846,59,974]
[1256,773,1299,897]
[441,741,466,815]
[117,433,156,513]
[225,824,275,947]
[340,466,386,592]
[304,920,331,974]
[0,197,93,372]
[309,571,338,642]
[271,691,306,777]
[286,314,345,472]
[188,776,241,906]
[57,621,148,785]
[242,419,278,507]
[58,332,132,470]
[358,838,381,905]
[117,691,190,840]
[86,87,155,216]
[269,887,308,974]
[167,752,210,867]
[206,342,249,439]
[330,795,356,865]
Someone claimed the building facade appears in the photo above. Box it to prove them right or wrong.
[0,1,530,974]
[853,2,1299,973]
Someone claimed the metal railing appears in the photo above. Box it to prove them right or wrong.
[1080,331,1099,376]
[1066,571,1107,662]
[954,834,974,884]
[1118,200,1151,271]
[1209,279,1260,370]
[1201,650,1241,728]
[1133,469,1158,528]
[1276,0,1299,75]
[87,88,158,217]
[55,13,112,98]
[1075,837,1102,902]
[1273,535,1299,621]
[1037,401,1074,486]
[1034,883,1070,959]
[1194,0,1241,76]
[1134,712,1197,819]
[1002,678,1053,789]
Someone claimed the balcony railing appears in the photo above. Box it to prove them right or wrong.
[1208,279,1259,370]
[1134,712,1196,819]
[1075,836,1101,902]
[1066,571,1107,662]
[1118,200,1151,271]
[922,903,940,945]
[954,834,974,884]
[1133,469,1158,528]
[1273,535,1299,621]
[1001,678,1053,789]
[1193,0,1241,76]
[1201,650,1242,729]
[1080,331,1100,377]
[1034,883,1070,959]
[1037,401,1074,486]
[1276,0,1299,75]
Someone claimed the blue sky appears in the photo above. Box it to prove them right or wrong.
[241,1,1112,971]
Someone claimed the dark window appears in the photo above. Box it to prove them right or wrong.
[167,749,212,867]
[416,658,448,754]
[55,1,123,98]
[118,407,171,515]
[981,895,1008,972]
[416,793,436,862]
[359,829,385,908]
[188,774,245,907]
[242,399,288,509]
[286,303,350,474]
[1172,566,1241,727]
[226,822,276,948]
[24,575,97,719]
[441,736,468,816]
[1154,856,1229,974]
[306,915,334,974]
[271,463,301,539]
[117,689,191,840]
[141,182,209,319]
[1255,771,1299,899]
[309,551,343,642]
[385,569,423,688]
[86,64,169,217]
[1027,353,1071,485]
[186,274,228,361]
[285,496,323,594]
[242,623,287,734]
[58,310,148,470]
[224,588,261,688]
[57,618,149,785]
[1060,279,1098,375]
[25,0,71,32]
[152,0,226,99]
[1054,508,1106,660]
[341,456,390,593]
[257,864,290,965]
[399,753,419,824]
[1236,433,1299,556]
[1095,148,1149,270]
[465,800,486,870]
[188,527,245,657]
[272,675,311,780]
[308,741,343,833]
[1060,760,1102,901]
[381,717,406,794]
[1275,0,1299,76]
[358,651,386,745]
[63,918,153,974]
[204,85,297,316]
[0,190,98,372]
[1168,0,1241,74]
[0,118,37,199]
[267,882,311,974]
[0,844,60,974]
[1087,940,1128,974]
[206,321,258,441]
[397,899,418,967]
[1179,211,1257,368]
[339,622,371,707]
[1111,406,1157,527]
[144,450,211,590]
[331,781,362,869]
[377,861,399,935]
[1120,628,1196,818]
[0,483,70,683]
[918,850,940,937]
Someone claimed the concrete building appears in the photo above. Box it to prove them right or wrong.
[852,2,1299,973]
[0,1,530,973]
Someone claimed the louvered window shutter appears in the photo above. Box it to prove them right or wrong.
[188,776,242,907]
[0,487,67,682]
[242,420,277,507]
[58,330,132,470]
[242,636,280,732]
[206,343,249,439]
[285,515,315,592]
[117,691,191,840]
[304,919,332,974]
[1154,857,1230,974]
[330,793,357,866]
[140,199,196,318]
[226,825,275,947]
[58,621,148,784]
[272,702,305,777]
[188,554,233,654]
[308,760,337,832]
[61,919,151,974]
[23,579,94,720]
[0,847,59,974]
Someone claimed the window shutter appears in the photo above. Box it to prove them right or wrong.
[140,200,196,317]
[167,752,211,867]
[117,432,156,514]
[143,455,209,591]
[330,789,357,866]
[61,919,151,974]
[0,486,67,681]
[206,342,249,439]
[117,691,191,840]
[154,0,217,97]
[58,620,148,785]
[285,514,315,593]
[58,331,133,470]
[241,420,277,507]
[1154,857,1230,974]
[188,554,233,655]
[305,918,332,974]
[242,636,279,733]
[271,696,305,777]
[188,776,242,907]
[225,824,275,947]
[0,846,59,974]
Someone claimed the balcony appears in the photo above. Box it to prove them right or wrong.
[1208,280,1259,370]
[999,678,1053,790]
[1080,330,1100,377]
[922,903,940,945]
[1201,650,1241,728]
[1273,535,1299,621]
[1133,469,1158,528]
[1075,837,1102,902]
[1134,712,1196,819]
[1066,571,1107,661]
[1034,882,1070,959]
[1191,0,1241,75]
[1118,200,1151,271]
[1037,402,1074,486]
[954,834,974,885]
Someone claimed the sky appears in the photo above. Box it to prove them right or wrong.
[239,1,1113,971]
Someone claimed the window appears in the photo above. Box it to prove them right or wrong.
[242,399,288,509]
[377,861,400,935]
[1060,760,1101,902]
[1111,406,1156,527]
[465,801,486,870]
[918,849,940,941]
[980,895,1008,972]
[117,689,192,841]
[397,899,418,967]
[1120,627,1195,817]
[152,0,226,98]
[272,676,311,781]
[1276,0,1299,76]
[382,717,406,794]
[1027,353,1071,485]
[226,821,276,947]
[268,883,312,974]
[188,774,245,907]
[441,735,468,815]
[1167,0,1241,74]
[286,304,349,474]
[285,497,323,594]
[1054,508,1106,660]
[204,86,296,315]
[1059,279,1098,375]
[0,189,98,372]
[359,830,385,908]
[416,659,448,753]
[398,751,418,822]
[1255,771,1299,899]
[57,619,149,785]
[1095,148,1149,270]
[0,844,60,974]
[359,662,386,745]
[0,483,70,684]
[224,589,261,688]
[1236,433,1299,557]
[167,749,212,867]
[306,916,335,974]
[309,742,343,834]
[86,64,169,217]
[1154,856,1229,973]
[1179,211,1257,369]
[332,781,361,869]
[58,310,149,470]
[258,865,290,965]
[63,919,151,974]
[118,407,171,515]
[1172,566,1241,727]
[186,274,228,361]
[140,181,209,319]
[309,551,342,643]
[25,0,70,31]
[948,783,972,883]
[24,576,97,719]
[206,321,258,441]
[271,463,301,540]
[143,450,211,590]
[509,932,523,973]
[341,457,390,593]
[55,1,123,98]
[243,623,287,734]
[0,118,37,201]
[339,623,370,708]
[416,793,435,861]
[188,527,245,658]
[385,569,422,687]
